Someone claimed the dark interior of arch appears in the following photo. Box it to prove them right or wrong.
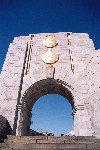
[19,79,74,136]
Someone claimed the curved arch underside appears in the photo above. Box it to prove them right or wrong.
[19,79,74,135]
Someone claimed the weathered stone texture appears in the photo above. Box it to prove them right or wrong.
[0,32,100,138]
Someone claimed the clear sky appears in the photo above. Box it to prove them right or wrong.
[30,94,73,136]
[0,0,100,135]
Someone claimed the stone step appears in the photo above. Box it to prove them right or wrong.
[6,139,100,145]
[0,148,100,150]
[4,143,100,149]
[2,148,89,150]
[7,135,99,141]
[0,136,100,150]
[6,136,100,144]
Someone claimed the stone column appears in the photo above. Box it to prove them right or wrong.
[73,105,93,136]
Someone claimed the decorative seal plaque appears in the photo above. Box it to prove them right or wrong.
[43,35,58,48]
[42,49,58,64]
[42,35,59,64]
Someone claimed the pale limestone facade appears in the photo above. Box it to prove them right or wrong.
[0,32,100,138]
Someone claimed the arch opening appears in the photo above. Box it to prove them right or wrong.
[19,79,74,136]
[30,94,74,136]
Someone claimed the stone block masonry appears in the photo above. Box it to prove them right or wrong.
[0,32,100,138]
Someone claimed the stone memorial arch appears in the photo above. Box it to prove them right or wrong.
[0,32,100,138]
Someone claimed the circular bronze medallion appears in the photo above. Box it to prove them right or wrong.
[43,35,58,48]
[42,49,58,64]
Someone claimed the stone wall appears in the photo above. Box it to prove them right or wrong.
[0,32,99,138]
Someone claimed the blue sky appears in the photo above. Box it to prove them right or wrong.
[30,94,73,135]
[0,0,100,135]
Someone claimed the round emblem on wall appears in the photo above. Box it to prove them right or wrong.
[42,49,58,64]
[43,35,58,48]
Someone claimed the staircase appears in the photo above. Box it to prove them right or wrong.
[0,136,100,150]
